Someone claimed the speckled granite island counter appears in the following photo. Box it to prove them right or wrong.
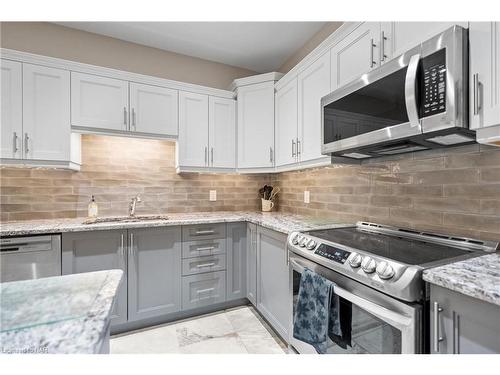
[423,253,500,306]
[0,270,123,354]
[0,211,350,237]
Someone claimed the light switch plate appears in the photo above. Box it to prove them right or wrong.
[209,190,217,201]
[304,191,310,204]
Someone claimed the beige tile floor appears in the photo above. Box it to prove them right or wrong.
[110,305,288,354]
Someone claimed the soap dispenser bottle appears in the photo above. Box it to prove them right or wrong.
[88,195,98,218]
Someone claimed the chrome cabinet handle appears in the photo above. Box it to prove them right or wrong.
[473,73,481,116]
[453,312,460,354]
[196,287,215,294]
[296,139,301,156]
[204,146,208,165]
[196,262,216,268]
[370,39,377,68]
[291,139,296,157]
[433,301,444,353]
[119,233,126,267]
[129,233,134,258]
[132,108,136,130]
[24,133,30,156]
[269,147,273,163]
[195,246,215,251]
[13,132,18,154]
[123,107,127,127]
[380,31,388,62]
[195,229,215,235]
[211,147,214,165]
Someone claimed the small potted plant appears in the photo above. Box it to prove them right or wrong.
[259,185,280,212]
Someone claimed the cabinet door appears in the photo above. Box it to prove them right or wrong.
[1,59,22,159]
[246,223,257,306]
[128,227,182,322]
[237,82,275,168]
[226,222,247,301]
[430,285,500,354]
[209,96,236,168]
[380,22,469,62]
[331,22,380,90]
[62,230,128,326]
[129,82,178,137]
[256,226,289,341]
[297,52,331,162]
[469,22,500,130]
[275,78,298,167]
[178,91,209,167]
[71,72,129,131]
[22,64,70,161]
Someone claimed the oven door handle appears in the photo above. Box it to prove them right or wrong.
[290,257,414,330]
[405,53,421,129]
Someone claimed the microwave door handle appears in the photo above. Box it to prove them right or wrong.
[405,53,421,128]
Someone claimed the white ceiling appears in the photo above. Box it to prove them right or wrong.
[54,22,327,73]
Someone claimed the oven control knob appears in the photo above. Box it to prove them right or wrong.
[298,236,308,247]
[291,234,300,245]
[361,256,377,273]
[376,261,395,280]
[306,239,317,250]
[348,252,363,268]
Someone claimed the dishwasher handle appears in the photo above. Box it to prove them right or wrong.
[0,236,54,254]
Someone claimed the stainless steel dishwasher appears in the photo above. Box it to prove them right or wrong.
[0,235,61,282]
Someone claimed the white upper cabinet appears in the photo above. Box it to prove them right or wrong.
[275,78,298,167]
[22,64,71,161]
[297,52,331,163]
[237,81,275,169]
[380,22,469,61]
[129,83,178,137]
[71,72,129,131]
[331,22,380,90]
[469,22,500,130]
[1,59,22,159]
[209,97,236,169]
[178,91,209,168]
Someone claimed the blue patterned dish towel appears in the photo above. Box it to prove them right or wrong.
[292,268,342,354]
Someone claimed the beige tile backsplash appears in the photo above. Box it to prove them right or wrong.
[271,144,500,241]
[1,135,499,241]
[0,135,270,221]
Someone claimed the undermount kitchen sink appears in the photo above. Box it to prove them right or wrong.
[82,215,169,225]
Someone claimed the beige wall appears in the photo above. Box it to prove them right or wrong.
[0,22,257,90]
[272,144,500,241]
[279,22,343,73]
[0,135,271,221]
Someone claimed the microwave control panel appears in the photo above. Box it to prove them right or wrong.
[421,49,446,118]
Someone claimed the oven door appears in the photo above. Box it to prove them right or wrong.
[289,254,422,354]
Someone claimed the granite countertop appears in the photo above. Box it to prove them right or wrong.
[423,254,500,307]
[0,211,351,237]
[0,270,123,354]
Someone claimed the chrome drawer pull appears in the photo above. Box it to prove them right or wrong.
[195,230,215,235]
[196,262,216,268]
[196,287,215,294]
[195,246,215,251]
[433,301,444,352]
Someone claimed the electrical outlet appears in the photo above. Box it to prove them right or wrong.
[304,191,310,204]
[209,190,217,201]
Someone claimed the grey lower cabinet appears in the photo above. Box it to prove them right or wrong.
[127,227,182,322]
[430,284,500,354]
[246,223,257,306]
[182,271,226,310]
[62,230,128,326]
[226,222,247,301]
[256,226,290,341]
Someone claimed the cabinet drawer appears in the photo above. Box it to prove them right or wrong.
[182,254,226,276]
[182,238,226,258]
[182,271,226,310]
[182,223,226,241]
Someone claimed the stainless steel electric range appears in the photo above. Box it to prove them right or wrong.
[287,222,498,354]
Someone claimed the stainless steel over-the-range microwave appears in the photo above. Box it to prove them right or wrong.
[321,26,474,160]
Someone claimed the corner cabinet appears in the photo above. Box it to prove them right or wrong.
[226,222,247,300]
[256,226,290,341]
[430,284,500,354]
[236,81,276,170]
[127,227,182,322]
[209,96,236,169]
[62,230,128,326]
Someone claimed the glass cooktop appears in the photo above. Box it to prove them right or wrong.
[306,227,476,266]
